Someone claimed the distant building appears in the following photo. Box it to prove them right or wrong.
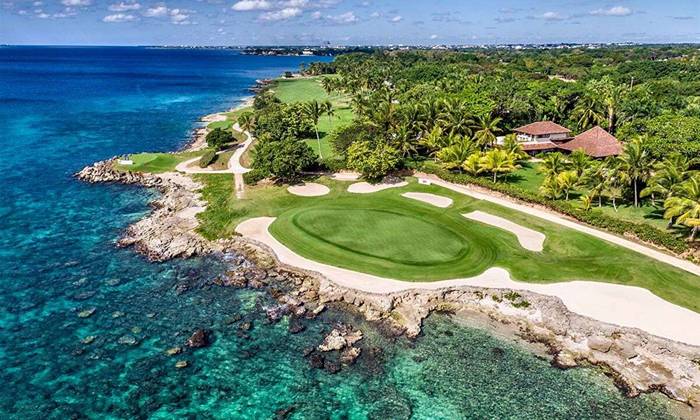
[512,121,573,154]
[558,126,622,158]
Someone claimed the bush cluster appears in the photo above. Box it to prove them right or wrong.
[198,150,218,168]
[420,162,689,254]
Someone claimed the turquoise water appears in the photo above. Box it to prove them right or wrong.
[0,46,678,418]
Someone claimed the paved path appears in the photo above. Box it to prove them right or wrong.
[418,174,700,277]
[236,216,700,346]
[176,123,253,198]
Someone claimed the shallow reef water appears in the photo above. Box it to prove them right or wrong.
[0,46,679,418]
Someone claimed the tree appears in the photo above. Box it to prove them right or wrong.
[205,128,234,150]
[462,152,483,176]
[557,170,579,201]
[238,112,255,134]
[642,154,697,222]
[580,194,593,211]
[473,115,502,149]
[479,149,518,182]
[251,135,316,183]
[663,175,700,240]
[320,77,336,95]
[302,100,325,159]
[435,135,476,170]
[619,136,653,207]
[568,149,591,177]
[581,160,608,207]
[346,140,401,181]
[572,95,605,131]
[323,100,335,129]
[538,152,569,179]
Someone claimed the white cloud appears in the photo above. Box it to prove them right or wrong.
[430,34,438,39]
[61,0,91,6]
[590,6,632,16]
[109,1,140,12]
[259,7,301,21]
[144,5,167,17]
[390,15,401,23]
[169,8,192,24]
[542,11,565,21]
[103,13,136,22]
[326,11,357,24]
[232,0,271,11]
[311,10,321,19]
[280,0,307,7]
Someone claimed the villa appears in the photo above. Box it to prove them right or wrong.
[512,121,573,154]
[505,121,622,158]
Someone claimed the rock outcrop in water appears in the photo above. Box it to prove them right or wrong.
[76,158,700,412]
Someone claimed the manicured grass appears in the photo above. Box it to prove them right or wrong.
[507,161,544,194]
[273,77,354,160]
[114,151,204,173]
[196,176,700,313]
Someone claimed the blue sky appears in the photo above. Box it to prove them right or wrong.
[2,0,699,45]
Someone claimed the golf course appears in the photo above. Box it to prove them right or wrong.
[195,174,700,314]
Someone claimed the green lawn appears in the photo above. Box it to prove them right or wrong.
[114,151,205,173]
[273,77,354,160]
[195,176,700,313]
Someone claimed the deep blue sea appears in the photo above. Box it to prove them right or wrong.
[0,46,680,418]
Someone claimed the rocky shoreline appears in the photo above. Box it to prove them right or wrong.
[75,157,700,415]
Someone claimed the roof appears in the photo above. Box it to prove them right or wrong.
[514,121,572,136]
[521,141,559,152]
[558,126,622,158]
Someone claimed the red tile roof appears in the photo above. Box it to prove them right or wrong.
[514,121,572,136]
[521,141,559,151]
[558,126,622,158]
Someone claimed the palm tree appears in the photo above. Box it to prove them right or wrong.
[391,123,417,158]
[539,176,563,200]
[557,170,579,201]
[322,100,335,129]
[619,136,653,207]
[473,115,502,149]
[572,95,605,131]
[320,77,335,95]
[237,112,255,134]
[419,126,447,157]
[302,100,325,159]
[663,176,700,240]
[603,160,628,212]
[538,152,569,179]
[642,153,697,207]
[462,152,483,176]
[568,149,591,177]
[479,149,518,182]
[580,194,593,211]
[581,160,608,207]
[435,136,476,170]
[501,134,527,162]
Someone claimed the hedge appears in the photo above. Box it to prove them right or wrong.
[419,162,689,255]
[199,150,218,168]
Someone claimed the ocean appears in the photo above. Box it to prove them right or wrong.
[0,46,678,418]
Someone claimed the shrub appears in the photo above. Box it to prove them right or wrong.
[419,162,689,254]
[243,168,266,185]
[199,150,218,168]
[347,141,401,181]
[251,136,317,183]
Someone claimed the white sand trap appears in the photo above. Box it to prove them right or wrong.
[464,211,545,252]
[287,183,330,197]
[348,181,408,194]
[402,192,453,208]
[331,171,361,181]
[235,216,700,346]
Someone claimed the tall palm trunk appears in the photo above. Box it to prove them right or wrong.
[633,179,638,207]
[493,173,497,182]
[315,125,323,159]
[691,226,698,241]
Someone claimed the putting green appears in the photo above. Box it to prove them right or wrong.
[291,208,469,265]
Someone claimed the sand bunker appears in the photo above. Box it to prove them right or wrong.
[402,192,453,208]
[348,181,408,194]
[464,211,545,252]
[331,172,361,181]
[287,183,330,197]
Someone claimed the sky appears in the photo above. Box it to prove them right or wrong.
[1,0,699,46]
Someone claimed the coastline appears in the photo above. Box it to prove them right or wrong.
[181,95,254,153]
[74,90,700,415]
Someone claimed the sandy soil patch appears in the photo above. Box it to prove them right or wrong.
[235,216,700,346]
[348,181,408,194]
[464,211,545,252]
[402,192,453,208]
[332,172,361,181]
[287,183,330,197]
[201,113,227,123]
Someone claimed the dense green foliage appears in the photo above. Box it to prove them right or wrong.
[250,134,316,183]
[206,127,235,150]
[198,150,218,168]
